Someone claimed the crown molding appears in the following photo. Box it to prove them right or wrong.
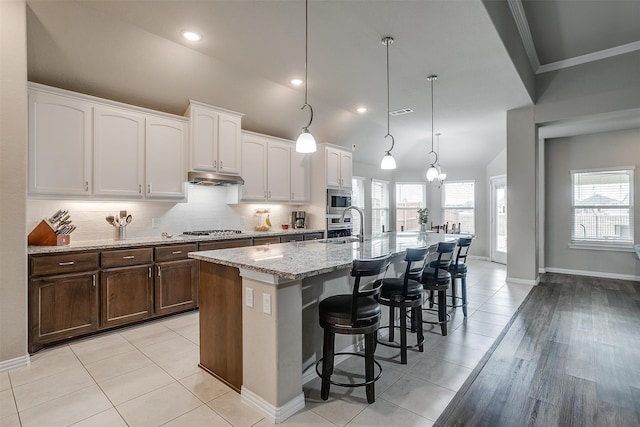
[508,0,540,72]
[537,40,640,74]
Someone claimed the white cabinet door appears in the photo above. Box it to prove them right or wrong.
[339,151,352,189]
[240,136,267,201]
[28,90,92,196]
[217,113,242,174]
[267,140,291,202]
[290,150,310,202]
[326,147,341,188]
[190,106,218,172]
[145,116,187,199]
[93,106,144,198]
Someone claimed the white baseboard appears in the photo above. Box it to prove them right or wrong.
[241,387,305,424]
[506,276,540,286]
[538,267,546,274]
[544,267,640,282]
[0,354,30,372]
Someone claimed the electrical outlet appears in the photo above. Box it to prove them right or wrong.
[151,218,159,228]
[246,288,254,308]
[262,293,271,315]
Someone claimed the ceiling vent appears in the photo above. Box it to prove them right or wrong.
[389,108,413,116]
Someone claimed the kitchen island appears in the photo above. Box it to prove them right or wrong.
[189,231,450,422]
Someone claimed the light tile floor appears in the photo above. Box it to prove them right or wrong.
[0,260,532,427]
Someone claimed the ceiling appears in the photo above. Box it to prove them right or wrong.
[25,1,640,172]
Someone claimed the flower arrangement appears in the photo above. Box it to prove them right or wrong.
[417,208,429,224]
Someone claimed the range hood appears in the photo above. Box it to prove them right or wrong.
[187,171,245,186]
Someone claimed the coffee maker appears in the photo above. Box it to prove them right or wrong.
[291,211,306,229]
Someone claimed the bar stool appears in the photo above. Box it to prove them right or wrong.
[448,237,472,317]
[377,247,430,364]
[316,254,391,403]
[420,241,456,335]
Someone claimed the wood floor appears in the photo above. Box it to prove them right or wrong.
[436,273,640,427]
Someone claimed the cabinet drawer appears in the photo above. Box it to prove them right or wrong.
[303,232,324,241]
[101,248,153,268]
[280,234,304,242]
[30,252,100,277]
[155,243,198,262]
[253,236,281,245]
[199,238,253,251]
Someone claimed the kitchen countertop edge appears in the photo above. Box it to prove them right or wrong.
[27,228,325,255]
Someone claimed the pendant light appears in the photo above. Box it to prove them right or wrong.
[380,36,396,170]
[436,133,446,183]
[295,0,317,153]
[426,75,439,182]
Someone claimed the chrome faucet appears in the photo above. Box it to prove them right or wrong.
[340,206,365,242]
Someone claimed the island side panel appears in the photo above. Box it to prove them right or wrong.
[198,262,242,392]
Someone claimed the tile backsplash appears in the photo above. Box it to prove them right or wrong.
[27,185,313,242]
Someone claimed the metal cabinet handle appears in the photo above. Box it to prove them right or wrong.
[92,274,96,287]
[214,160,217,169]
[172,251,182,255]
[138,184,142,194]
[220,161,223,169]
[157,265,161,277]
[268,191,271,199]
[59,261,75,266]
[85,181,89,191]
[148,267,152,278]
[291,192,294,199]
[122,255,135,259]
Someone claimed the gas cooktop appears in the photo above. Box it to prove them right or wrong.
[181,229,243,236]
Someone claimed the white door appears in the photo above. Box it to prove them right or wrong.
[266,140,291,202]
[240,136,267,201]
[290,150,310,202]
[217,113,242,174]
[490,175,507,264]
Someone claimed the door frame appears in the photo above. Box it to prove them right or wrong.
[490,174,507,264]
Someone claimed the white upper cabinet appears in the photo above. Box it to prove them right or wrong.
[28,83,188,201]
[267,140,291,202]
[240,134,268,201]
[326,146,352,189]
[290,150,310,202]
[145,116,187,199]
[240,132,303,203]
[28,89,92,197]
[93,106,145,198]
[187,101,243,175]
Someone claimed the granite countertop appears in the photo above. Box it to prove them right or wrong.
[189,231,454,281]
[27,228,325,255]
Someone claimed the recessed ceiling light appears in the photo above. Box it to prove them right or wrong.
[356,107,368,114]
[291,79,303,86]
[181,31,202,42]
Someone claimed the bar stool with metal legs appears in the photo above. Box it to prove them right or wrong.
[419,241,456,335]
[316,254,391,403]
[448,237,472,317]
[377,247,430,364]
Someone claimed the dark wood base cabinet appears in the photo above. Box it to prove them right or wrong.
[155,259,198,315]
[29,271,99,349]
[101,266,153,328]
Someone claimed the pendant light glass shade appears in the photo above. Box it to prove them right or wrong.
[296,0,316,153]
[296,128,317,153]
[379,36,396,170]
[380,151,396,169]
[426,165,439,181]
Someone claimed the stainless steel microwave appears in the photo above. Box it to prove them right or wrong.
[327,189,352,213]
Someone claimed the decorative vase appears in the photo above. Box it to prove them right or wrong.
[419,223,427,232]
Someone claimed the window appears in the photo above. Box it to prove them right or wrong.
[371,179,389,233]
[571,168,633,245]
[396,183,426,231]
[351,177,365,234]
[442,181,475,234]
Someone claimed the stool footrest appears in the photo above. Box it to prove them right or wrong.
[315,352,382,388]
[421,307,451,325]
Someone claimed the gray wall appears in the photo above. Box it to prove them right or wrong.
[545,128,640,278]
[1,0,28,364]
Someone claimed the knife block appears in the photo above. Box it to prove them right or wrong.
[28,219,70,246]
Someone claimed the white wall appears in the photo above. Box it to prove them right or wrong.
[1,0,28,366]
[545,128,640,278]
[27,185,313,242]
